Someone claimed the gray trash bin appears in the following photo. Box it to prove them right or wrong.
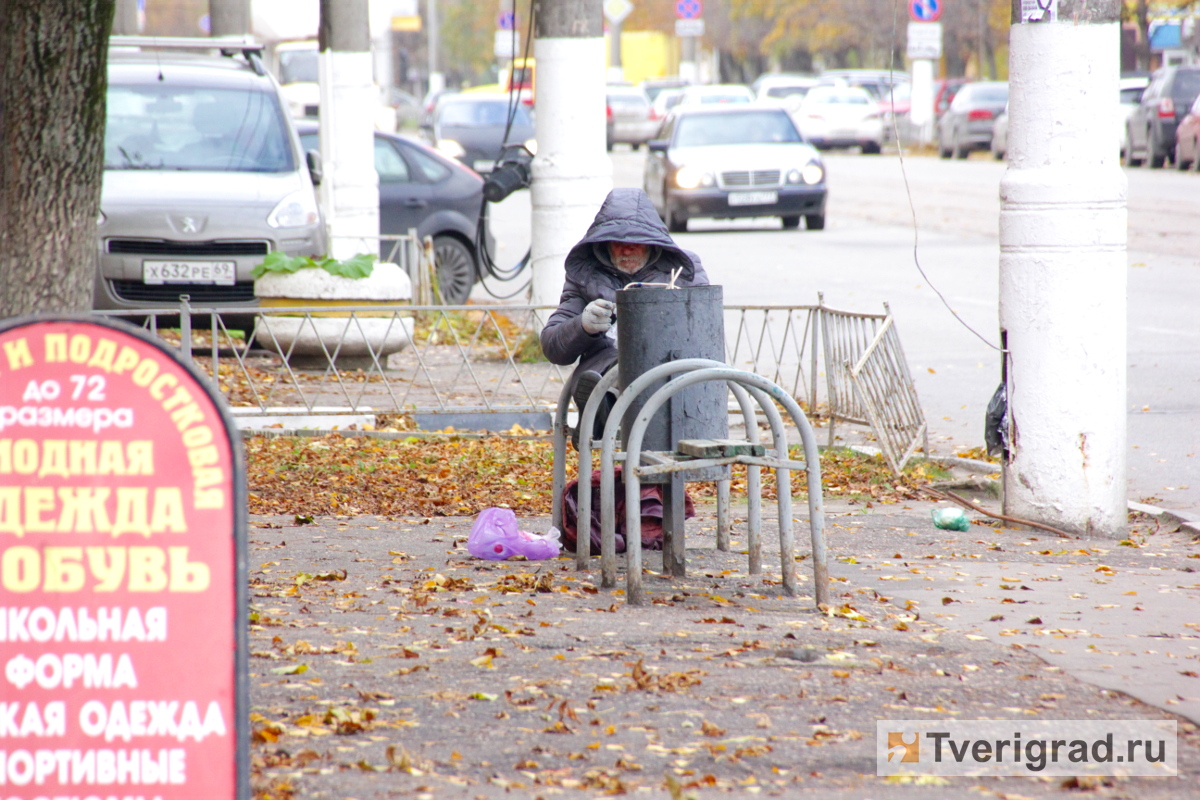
[616,284,728,483]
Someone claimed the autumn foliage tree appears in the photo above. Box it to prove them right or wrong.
[0,1,115,317]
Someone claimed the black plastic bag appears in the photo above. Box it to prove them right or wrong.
[984,383,1009,459]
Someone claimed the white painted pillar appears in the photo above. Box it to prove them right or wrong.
[529,21,612,309]
[319,49,379,259]
[999,2,1127,538]
[908,58,934,145]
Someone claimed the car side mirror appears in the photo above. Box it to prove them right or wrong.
[306,150,322,186]
[647,139,668,152]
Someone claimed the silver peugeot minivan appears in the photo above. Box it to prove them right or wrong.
[95,38,324,325]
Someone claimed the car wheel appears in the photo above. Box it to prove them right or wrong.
[667,206,687,233]
[1124,129,1142,166]
[1177,145,1192,171]
[630,142,640,152]
[805,213,825,231]
[1147,131,1165,168]
[433,235,476,305]
[861,141,881,155]
[781,215,801,229]
[606,140,613,152]
[1192,140,1200,172]
[952,131,968,159]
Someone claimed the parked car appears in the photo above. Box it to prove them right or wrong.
[675,84,756,107]
[606,86,658,151]
[643,105,827,232]
[934,77,970,119]
[819,69,909,103]
[421,94,536,174]
[937,81,1009,158]
[295,122,490,305]
[792,86,884,153]
[991,103,1009,160]
[650,88,686,134]
[97,37,325,326]
[640,77,689,104]
[753,74,820,111]
[1125,65,1200,168]
[1118,74,1151,158]
[1174,92,1200,171]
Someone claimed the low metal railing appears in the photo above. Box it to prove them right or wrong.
[95,299,923,458]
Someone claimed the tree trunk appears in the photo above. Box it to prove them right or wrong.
[1136,0,1151,71]
[0,0,115,317]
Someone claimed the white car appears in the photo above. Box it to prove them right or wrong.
[1119,75,1151,158]
[643,105,828,232]
[792,86,884,154]
[754,74,819,113]
[675,84,756,108]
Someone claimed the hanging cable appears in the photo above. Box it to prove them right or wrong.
[886,2,1005,355]
[469,1,537,298]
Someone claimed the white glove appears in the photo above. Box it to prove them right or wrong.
[580,299,615,335]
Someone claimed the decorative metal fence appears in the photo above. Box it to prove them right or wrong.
[96,297,924,469]
[819,298,926,473]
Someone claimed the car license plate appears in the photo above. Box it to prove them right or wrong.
[728,191,778,207]
[143,260,236,285]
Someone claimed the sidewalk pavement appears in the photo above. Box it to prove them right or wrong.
[247,496,1200,799]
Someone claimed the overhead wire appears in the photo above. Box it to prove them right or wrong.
[886,0,1005,355]
[472,0,537,299]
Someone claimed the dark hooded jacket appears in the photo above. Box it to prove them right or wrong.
[540,188,709,382]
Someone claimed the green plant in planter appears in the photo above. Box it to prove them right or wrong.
[252,251,378,280]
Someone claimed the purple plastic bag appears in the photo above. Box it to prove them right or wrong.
[468,507,562,561]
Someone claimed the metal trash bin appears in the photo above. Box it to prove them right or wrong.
[616,284,728,483]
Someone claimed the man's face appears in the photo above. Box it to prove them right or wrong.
[608,242,649,275]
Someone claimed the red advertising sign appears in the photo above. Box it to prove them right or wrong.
[0,317,247,799]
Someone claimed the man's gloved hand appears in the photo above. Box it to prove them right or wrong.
[580,298,615,334]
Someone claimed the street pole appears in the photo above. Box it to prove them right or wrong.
[608,19,623,83]
[529,0,612,308]
[318,0,380,261]
[427,0,444,95]
[113,0,138,34]
[680,34,696,83]
[999,0,1127,538]
[209,0,250,37]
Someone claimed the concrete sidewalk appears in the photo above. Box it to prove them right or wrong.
[246,497,1200,799]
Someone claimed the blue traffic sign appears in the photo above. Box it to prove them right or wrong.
[676,0,702,21]
[910,0,941,22]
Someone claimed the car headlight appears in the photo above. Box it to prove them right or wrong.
[786,169,803,184]
[675,166,712,189]
[97,211,107,225]
[801,162,825,185]
[268,190,320,229]
[524,138,538,155]
[437,139,466,160]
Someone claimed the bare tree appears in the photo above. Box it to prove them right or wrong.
[0,1,115,316]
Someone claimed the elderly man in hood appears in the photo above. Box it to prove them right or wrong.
[541,188,709,447]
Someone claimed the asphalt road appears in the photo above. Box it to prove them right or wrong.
[485,149,1199,514]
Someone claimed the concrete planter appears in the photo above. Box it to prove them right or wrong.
[254,263,414,369]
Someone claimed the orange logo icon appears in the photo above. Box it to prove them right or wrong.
[887,731,920,762]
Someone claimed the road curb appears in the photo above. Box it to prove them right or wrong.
[1128,500,1200,537]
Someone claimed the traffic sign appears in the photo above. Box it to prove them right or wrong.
[907,21,942,59]
[498,11,515,31]
[675,18,705,37]
[909,0,941,23]
[676,0,702,21]
[604,0,633,25]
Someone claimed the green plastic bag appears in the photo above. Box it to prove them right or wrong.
[931,507,971,531]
